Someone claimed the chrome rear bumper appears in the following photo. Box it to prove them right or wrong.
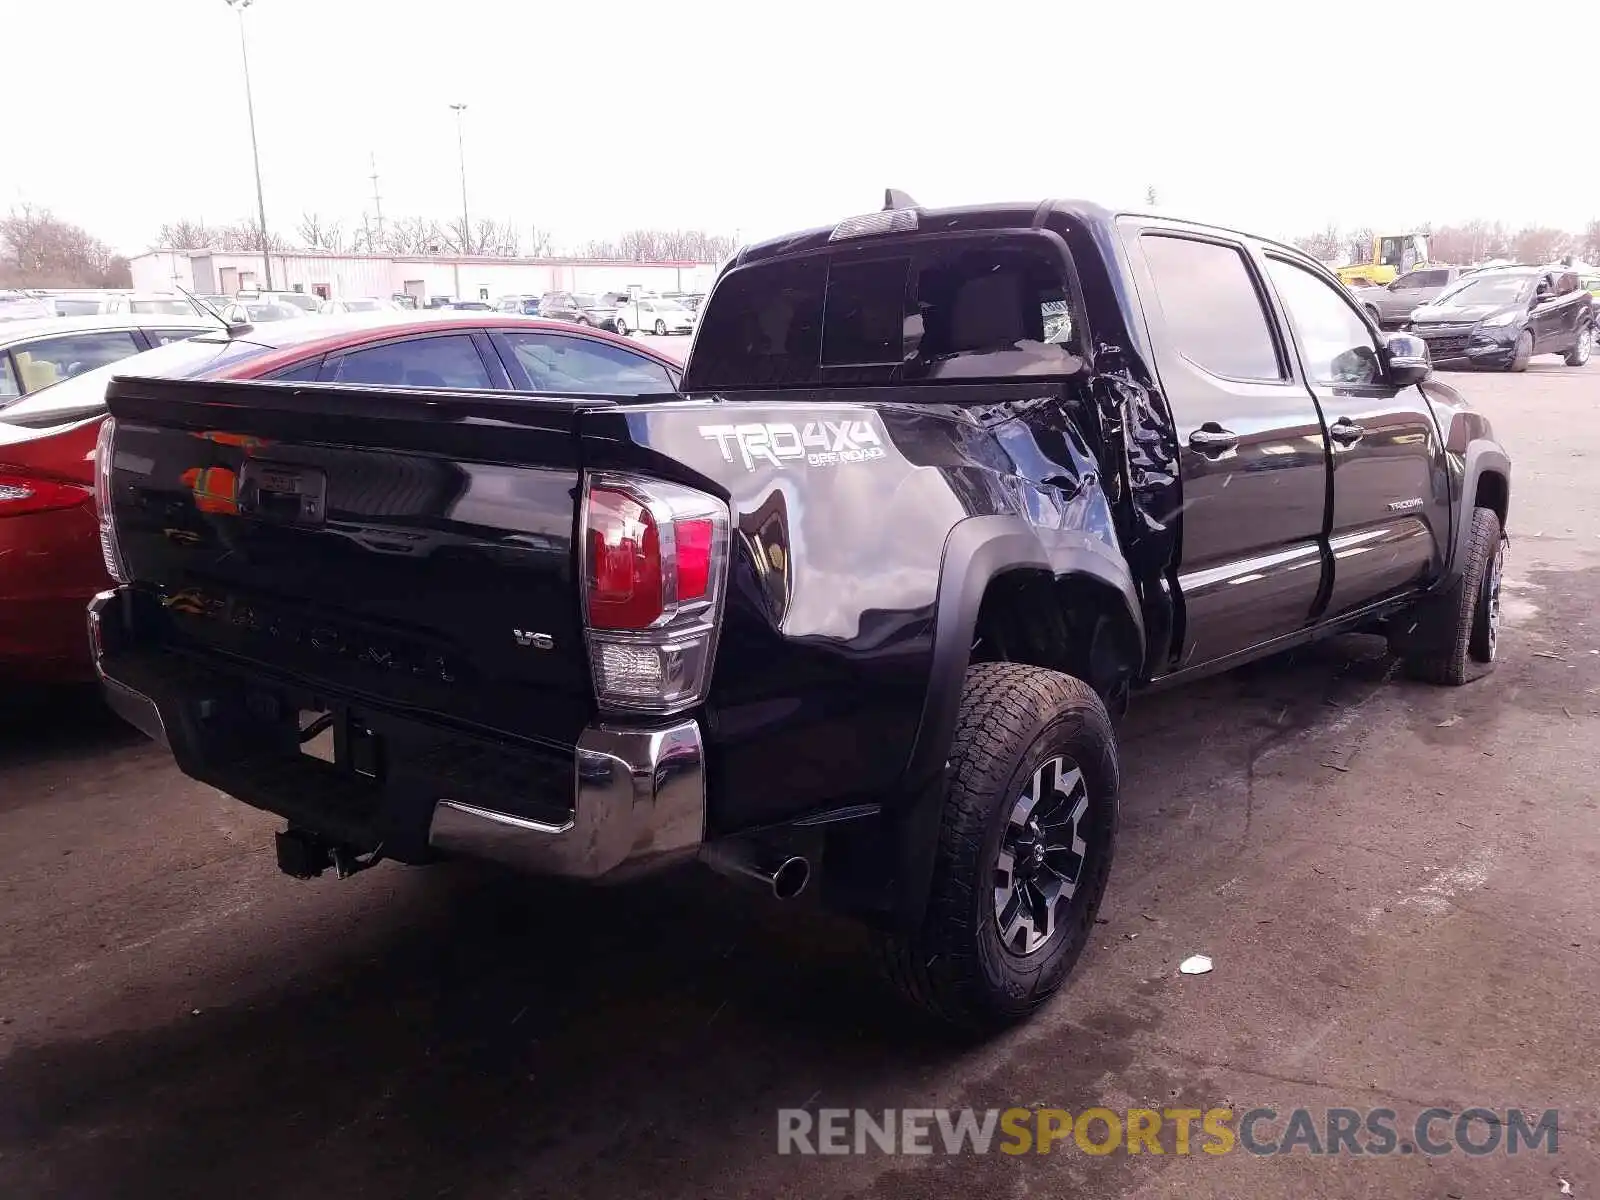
[89,588,705,880]
[427,721,705,878]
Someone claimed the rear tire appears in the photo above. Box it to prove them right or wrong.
[654,319,667,335]
[1510,330,1533,372]
[1394,506,1504,685]
[877,663,1118,1030]
[1564,324,1593,367]
[614,318,628,336]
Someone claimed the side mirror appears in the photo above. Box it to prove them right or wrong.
[1382,332,1431,386]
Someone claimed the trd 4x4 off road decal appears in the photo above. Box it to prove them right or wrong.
[699,419,886,470]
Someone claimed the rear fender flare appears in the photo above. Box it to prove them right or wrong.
[904,515,1143,788]
[1445,440,1510,589]
[874,515,1140,932]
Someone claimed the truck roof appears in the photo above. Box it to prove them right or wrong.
[735,197,1315,272]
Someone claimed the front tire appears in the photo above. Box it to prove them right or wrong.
[1394,506,1505,685]
[654,319,667,335]
[1510,330,1533,372]
[877,663,1118,1030]
[1564,324,1593,367]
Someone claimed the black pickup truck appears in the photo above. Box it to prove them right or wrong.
[90,195,1511,1028]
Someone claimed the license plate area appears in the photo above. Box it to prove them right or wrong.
[240,460,327,524]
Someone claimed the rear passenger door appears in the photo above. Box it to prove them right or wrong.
[1121,222,1331,671]
[1262,254,1448,614]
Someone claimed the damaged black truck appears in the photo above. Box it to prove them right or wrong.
[91,197,1511,1028]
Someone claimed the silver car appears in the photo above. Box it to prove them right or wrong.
[1349,266,1466,329]
[0,314,215,409]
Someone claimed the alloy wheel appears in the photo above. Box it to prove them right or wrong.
[993,756,1089,956]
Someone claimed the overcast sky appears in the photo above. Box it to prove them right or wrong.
[12,0,1599,255]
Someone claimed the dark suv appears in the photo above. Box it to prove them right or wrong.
[1409,266,1594,370]
[537,292,622,333]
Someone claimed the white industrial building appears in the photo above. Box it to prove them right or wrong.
[129,248,721,306]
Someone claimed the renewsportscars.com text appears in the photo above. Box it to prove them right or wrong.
[777,1106,1559,1157]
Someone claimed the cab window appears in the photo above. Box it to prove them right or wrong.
[1266,258,1382,386]
[686,234,1080,390]
[1140,234,1283,382]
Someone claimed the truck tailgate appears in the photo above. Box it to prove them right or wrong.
[103,376,611,747]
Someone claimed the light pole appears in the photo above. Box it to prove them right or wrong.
[450,103,471,257]
[226,0,273,290]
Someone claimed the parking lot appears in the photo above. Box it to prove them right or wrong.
[2,358,1596,1199]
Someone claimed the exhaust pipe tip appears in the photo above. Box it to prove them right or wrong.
[771,856,810,900]
[701,841,811,900]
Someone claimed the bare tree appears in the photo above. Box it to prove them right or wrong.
[0,204,116,287]
[1144,184,1158,207]
[1512,226,1571,265]
[527,225,555,257]
[387,216,445,255]
[296,212,344,252]
[156,218,217,249]
[1580,219,1600,264]
[209,216,289,255]
[1293,223,1343,264]
[470,217,521,257]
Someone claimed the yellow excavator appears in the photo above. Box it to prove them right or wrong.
[1336,233,1433,287]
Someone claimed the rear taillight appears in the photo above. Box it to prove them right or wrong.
[94,418,129,583]
[0,472,92,517]
[582,472,729,714]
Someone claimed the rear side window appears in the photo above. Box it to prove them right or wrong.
[269,357,324,382]
[331,334,492,388]
[145,327,211,347]
[685,235,1079,390]
[1140,235,1283,381]
[1403,269,1450,288]
[0,335,275,427]
[0,353,18,399]
[498,332,675,394]
[12,330,142,392]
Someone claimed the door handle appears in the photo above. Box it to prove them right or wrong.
[1188,425,1238,452]
[1330,419,1365,445]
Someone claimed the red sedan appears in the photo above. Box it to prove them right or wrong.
[0,313,684,681]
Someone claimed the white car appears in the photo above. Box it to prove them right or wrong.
[0,314,214,407]
[219,300,304,325]
[41,291,203,318]
[616,296,696,336]
[319,296,403,315]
